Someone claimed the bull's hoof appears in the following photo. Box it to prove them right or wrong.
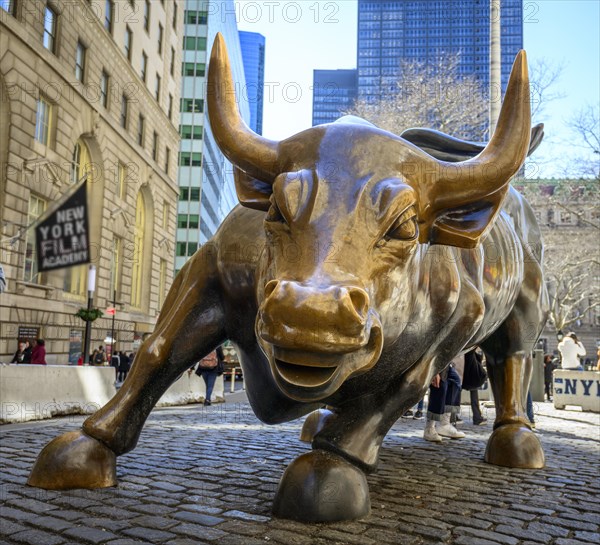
[299,408,336,442]
[28,430,117,490]
[484,423,545,469]
[272,449,370,522]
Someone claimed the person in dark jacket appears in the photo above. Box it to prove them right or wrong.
[30,339,47,365]
[11,340,32,364]
[544,354,557,401]
[117,351,130,382]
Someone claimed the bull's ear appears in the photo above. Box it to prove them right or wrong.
[234,168,273,211]
[420,188,508,249]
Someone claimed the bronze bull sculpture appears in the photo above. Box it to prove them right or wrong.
[29,34,548,522]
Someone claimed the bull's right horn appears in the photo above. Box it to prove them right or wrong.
[207,33,280,182]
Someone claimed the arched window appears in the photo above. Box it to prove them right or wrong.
[130,191,146,308]
[64,140,92,296]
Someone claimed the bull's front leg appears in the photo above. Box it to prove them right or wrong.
[28,245,226,490]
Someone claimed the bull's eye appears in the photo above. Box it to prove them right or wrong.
[386,215,418,241]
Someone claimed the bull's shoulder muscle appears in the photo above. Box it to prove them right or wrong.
[212,205,266,289]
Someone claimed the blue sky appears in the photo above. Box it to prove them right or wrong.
[234,0,600,178]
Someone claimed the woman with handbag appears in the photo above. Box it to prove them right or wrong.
[462,348,488,426]
[194,346,225,406]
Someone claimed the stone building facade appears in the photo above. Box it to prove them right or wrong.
[0,0,182,363]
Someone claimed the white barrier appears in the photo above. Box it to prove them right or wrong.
[0,364,226,424]
[553,370,600,413]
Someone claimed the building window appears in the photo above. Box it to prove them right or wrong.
[157,23,163,55]
[178,214,199,229]
[43,5,58,53]
[105,0,114,33]
[35,96,53,146]
[152,131,158,161]
[143,0,150,31]
[124,26,133,61]
[162,202,169,229]
[100,70,109,108]
[137,114,145,146]
[165,147,170,172]
[110,236,122,298]
[183,36,206,51]
[180,125,203,140]
[117,162,127,199]
[155,74,161,101]
[167,94,173,120]
[131,192,146,308]
[182,63,205,77]
[179,187,200,200]
[120,94,128,128]
[0,0,16,16]
[24,195,47,283]
[170,47,175,76]
[172,1,177,29]
[178,152,202,167]
[181,98,203,113]
[75,41,86,82]
[158,259,167,308]
[141,51,147,82]
[185,10,208,24]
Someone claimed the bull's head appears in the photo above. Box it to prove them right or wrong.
[207,34,531,402]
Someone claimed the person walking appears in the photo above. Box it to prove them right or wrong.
[462,349,488,426]
[30,339,47,365]
[424,358,465,442]
[558,332,586,371]
[193,346,225,406]
[543,354,556,401]
[117,351,130,382]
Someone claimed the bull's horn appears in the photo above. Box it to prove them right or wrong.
[207,33,280,182]
[404,50,531,211]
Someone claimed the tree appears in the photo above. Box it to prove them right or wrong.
[565,104,600,180]
[346,54,488,141]
[517,179,600,331]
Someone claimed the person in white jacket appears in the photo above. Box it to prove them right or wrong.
[558,333,586,370]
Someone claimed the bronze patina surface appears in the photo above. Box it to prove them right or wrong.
[29,33,548,522]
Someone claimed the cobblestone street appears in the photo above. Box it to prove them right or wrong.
[1,396,598,545]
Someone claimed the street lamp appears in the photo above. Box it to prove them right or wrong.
[82,265,96,365]
[556,330,564,342]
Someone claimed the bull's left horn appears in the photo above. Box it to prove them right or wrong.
[403,50,531,210]
[207,33,280,182]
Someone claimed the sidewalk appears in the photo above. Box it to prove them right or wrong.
[1,399,598,545]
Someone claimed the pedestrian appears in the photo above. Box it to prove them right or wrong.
[193,346,225,406]
[117,351,130,382]
[558,332,586,370]
[423,358,465,442]
[30,339,47,365]
[93,345,107,366]
[462,348,488,425]
[10,339,32,364]
[543,354,556,401]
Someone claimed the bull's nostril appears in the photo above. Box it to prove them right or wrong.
[348,288,370,317]
[264,280,279,299]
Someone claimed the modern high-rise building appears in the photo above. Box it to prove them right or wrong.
[239,31,266,135]
[0,0,182,362]
[356,0,523,101]
[312,69,358,126]
[176,0,250,274]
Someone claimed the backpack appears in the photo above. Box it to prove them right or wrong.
[197,351,218,371]
[94,351,105,364]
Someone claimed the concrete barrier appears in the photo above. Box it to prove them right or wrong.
[0,364,226,424]
[553,370,600,413]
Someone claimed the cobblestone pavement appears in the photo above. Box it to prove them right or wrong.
[1,397,598,545]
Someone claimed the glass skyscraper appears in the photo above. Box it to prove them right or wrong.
[357,0,523,101]
[312,69,358,126]
[239,31,266,135]
[177,0,250,274]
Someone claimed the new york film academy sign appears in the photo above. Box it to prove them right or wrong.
[35,183,90,272]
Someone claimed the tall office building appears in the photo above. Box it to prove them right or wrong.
[0,0,182,362]
[239,31,266,135]
[357,0,523,102]
[176,0,250,274]
[312,69,358,126]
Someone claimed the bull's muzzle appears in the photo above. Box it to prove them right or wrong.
[257,280,383,402]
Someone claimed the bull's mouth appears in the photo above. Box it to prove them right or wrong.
[264,325,383,403]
